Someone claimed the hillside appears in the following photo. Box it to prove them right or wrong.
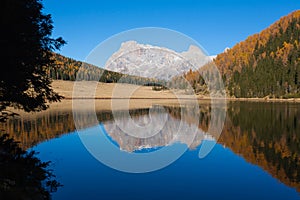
[184,10,300,98]
[47,53,164,86]
[218,10,300,98]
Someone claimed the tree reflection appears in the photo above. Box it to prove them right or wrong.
[219,102,300,192]
[0,134,62,199]
[0,102,299,193]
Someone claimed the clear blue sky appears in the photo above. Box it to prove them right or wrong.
[43,0,300,62]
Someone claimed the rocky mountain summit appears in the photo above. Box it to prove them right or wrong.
[105,41,212,80]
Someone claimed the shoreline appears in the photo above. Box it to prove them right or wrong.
[221,97,300,103]
[8,97,298,119]
[64,97,300,103]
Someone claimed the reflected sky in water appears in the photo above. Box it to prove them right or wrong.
[34,131,298,200]
[29,102,300,200]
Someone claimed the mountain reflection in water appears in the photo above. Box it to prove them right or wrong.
[0,101,299,193]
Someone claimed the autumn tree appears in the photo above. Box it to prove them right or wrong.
[185,10,300,98]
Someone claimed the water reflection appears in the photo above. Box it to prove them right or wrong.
[0,134,62,199]
[103,105,211,153]
[219,102,300,192]
[0,101,299,193]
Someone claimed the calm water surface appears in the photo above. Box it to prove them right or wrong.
[2,101,300,199]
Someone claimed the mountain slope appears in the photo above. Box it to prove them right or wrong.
[48,53,162,85]
[183,10,300,98]
[214,10,300,98]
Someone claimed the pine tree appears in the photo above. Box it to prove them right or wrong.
[0,0,65,119]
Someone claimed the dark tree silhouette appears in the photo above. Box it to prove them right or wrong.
[0,0,65,120]
[0,1,64,198]
[0,134,62,199]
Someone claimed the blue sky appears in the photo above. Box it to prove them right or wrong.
[43,0,300,63]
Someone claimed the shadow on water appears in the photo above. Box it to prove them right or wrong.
[0,133,62,200]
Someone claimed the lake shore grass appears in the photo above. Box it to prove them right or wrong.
[51,80,300,103]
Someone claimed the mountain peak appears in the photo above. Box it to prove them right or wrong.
[120,40,138,47]
[105,41,211,80]
[187,45,201,52]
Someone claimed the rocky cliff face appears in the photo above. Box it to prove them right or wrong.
[105,41,212,80]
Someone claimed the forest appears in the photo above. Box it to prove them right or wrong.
[182,10,300,98]
[48,53,164,86]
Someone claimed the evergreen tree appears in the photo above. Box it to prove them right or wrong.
[0,0,65,120]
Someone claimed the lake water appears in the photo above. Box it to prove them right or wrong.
[1,101,300,199]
